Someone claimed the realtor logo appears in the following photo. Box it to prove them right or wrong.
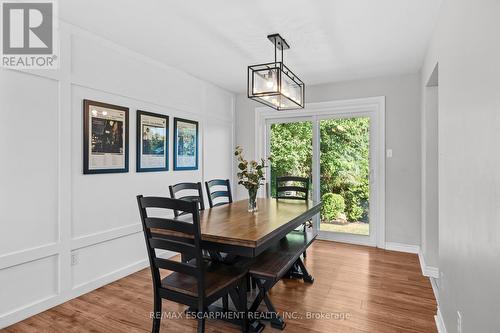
[1,0,58,68]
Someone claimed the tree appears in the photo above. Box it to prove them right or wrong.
[269,122,312,196]
[321,193,345,222]
[319,118,370,221]
[269,118,370,222]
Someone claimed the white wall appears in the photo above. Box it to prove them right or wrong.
[422,0,500,331]
[235,73,421,246]
[0,22,235,328]
[421,81,439,269]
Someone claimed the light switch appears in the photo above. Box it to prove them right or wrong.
[386,149,393,158]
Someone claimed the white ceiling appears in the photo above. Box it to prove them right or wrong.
[60,0,442,93]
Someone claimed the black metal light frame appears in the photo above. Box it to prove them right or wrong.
[247,34,305,111]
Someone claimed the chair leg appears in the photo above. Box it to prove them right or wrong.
[222,294,229,311]
[152,292,162,333]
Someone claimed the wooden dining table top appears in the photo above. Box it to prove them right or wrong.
[172,198,321,249]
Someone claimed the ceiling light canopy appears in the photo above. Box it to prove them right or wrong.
[247,34,305,111]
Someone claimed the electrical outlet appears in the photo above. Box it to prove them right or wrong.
[71,253,79,266]
[386,149,393,158]
[457,310,462,333]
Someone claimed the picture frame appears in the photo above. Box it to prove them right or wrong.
[83,99,129,174]
[136,110,169,172]
[173,117,199,170]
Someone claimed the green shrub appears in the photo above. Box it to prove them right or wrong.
[321,193,345,222]
[347,204,364,221]
[270,118,370,223]
[342,189,366,222]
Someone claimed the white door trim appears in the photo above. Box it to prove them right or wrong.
[255,97,386,248]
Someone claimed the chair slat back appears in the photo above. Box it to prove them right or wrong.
[275,176,309,201]
[144,217,194,234]
[169,182,205,217]
[137,195,205,299]
[205,179,233,208]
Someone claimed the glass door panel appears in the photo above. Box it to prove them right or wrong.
[266,113,376,245]
[269,121,313,198]
[319,117,370,236]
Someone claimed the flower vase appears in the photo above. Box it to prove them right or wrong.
[247,188,258,212]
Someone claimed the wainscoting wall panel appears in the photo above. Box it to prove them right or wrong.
[71,233,147,288]
[0,21,235,329]
[70,32,204,113]
[70,84,203,238]
[203,120,234,184]
[0,255,58,315]
[0,70,59,256]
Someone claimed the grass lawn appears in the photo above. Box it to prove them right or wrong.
[320,222,370,236]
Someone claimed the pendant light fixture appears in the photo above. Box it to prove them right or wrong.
[247,33,305,110]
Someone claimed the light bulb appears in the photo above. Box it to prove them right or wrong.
[266,80,274,89]
[102,111,108,116]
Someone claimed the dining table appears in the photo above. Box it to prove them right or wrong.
[160,197,321,332]
[195,198,320,256]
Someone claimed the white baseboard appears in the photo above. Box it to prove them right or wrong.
[0,252,175,329]
[418,250,440,278]
[384,243,440,280]
[425,266,439,278]
[421,256,441,333]
[430,277,439,304]
[435,307,447,333]
[385,242,420,254]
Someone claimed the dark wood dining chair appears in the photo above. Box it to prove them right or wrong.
[275,176,311,257]
[205,179,233,208]
[275,176,310,201]
[204,178,246,294]
[169,182,205,217]
[136,195,249,333]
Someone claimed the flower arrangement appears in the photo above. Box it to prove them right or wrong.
[234,145,270,212]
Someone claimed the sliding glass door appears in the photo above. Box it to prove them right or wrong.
[267,112,378,246]
[319,116,371,237]
[269,120,312,198]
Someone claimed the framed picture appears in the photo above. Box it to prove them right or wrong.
[83,99,129,174]
[136,110,169,172]
[173,117,199,170]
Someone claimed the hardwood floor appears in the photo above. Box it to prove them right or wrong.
[3,241,437,333]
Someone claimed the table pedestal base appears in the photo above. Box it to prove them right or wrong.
[285,257,314,283]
